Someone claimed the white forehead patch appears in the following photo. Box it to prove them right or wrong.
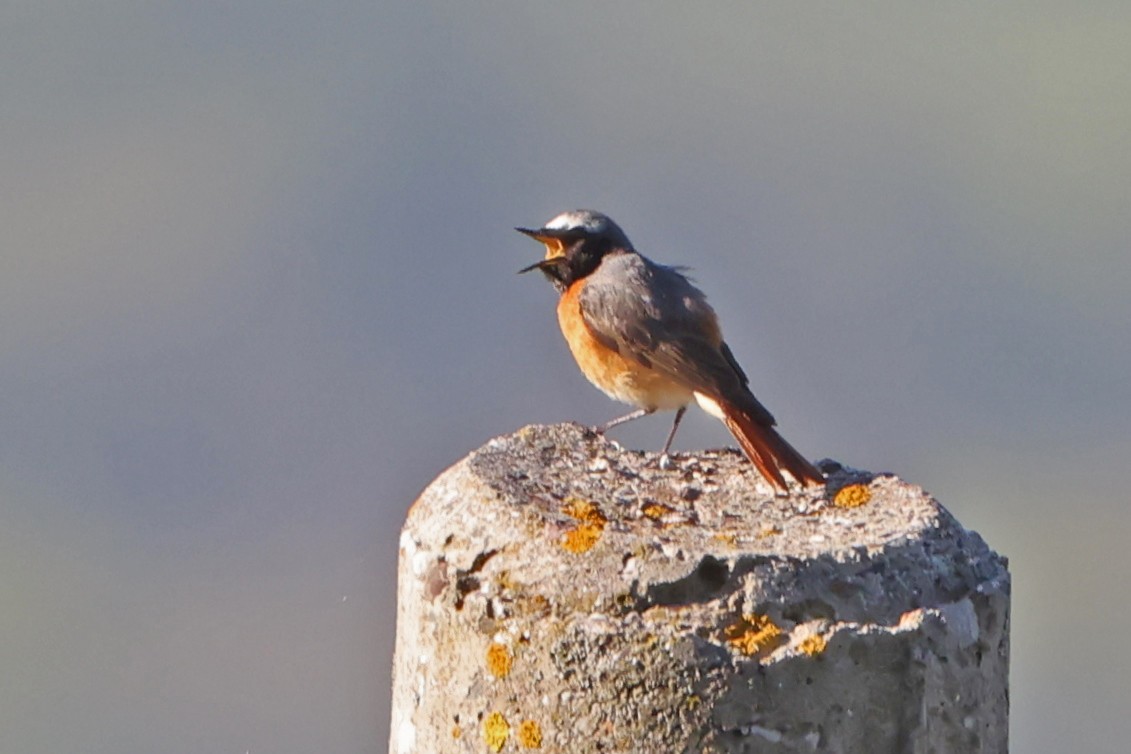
[544,209,610,233]
[538,209,634,250]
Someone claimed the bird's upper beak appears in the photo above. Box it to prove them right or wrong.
[515,226,546,240]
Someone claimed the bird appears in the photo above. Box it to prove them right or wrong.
[517,209,824,492]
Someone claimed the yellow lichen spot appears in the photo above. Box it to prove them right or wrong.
[561,497,607,554]
[562,497,607,525]
[724,613,783,656]
[798,633,828,657]
[518,719,543,749]
[755,525,782,539]
[642,501,674,520]
[833,483,871,509]
[562,523,602,553]
[452,725,462,739]
[483,711,510,753]
[486,643,513,678]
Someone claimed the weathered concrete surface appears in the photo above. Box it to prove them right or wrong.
[389,423,1010,753]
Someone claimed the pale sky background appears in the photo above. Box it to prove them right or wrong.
[3,3,1129,752]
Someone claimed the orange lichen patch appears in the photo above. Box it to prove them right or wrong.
[712,532,738,547]
[518,719,543,749]
[724,613,784,656]
[562,497,607,525]
[798,633,828,657]
[487,643,513,678]
[562,524,602,553]
[755,525,783,539]
[642,501,674,520]
[561,497,607,554]
[452,725,462,739]
[833,483,871,509]
[483,711,510,753]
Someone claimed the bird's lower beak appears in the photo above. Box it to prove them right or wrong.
[518,259,551,274]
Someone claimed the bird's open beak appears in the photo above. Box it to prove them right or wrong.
[517,227,552,273]
[515,226,568,265]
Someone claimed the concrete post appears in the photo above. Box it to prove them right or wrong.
[389,423,1009,753]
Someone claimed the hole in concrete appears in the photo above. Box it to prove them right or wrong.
[646,555,731,606]
[454,548,499,610]
[782,599,838,624]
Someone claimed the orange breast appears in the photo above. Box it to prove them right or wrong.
[557,280,692,411]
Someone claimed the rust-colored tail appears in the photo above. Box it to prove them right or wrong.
[719,400,824,492]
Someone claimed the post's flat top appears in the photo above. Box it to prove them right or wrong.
[407,423,1006,625]
[454,423,943,554]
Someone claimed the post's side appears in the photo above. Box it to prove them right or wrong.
[388,424,1009,753]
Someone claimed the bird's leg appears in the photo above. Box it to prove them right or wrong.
[593,407,653,435]
[657,406,687,470]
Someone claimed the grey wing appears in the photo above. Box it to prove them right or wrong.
[578,252,776,425]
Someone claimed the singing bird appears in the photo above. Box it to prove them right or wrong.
[518,209,823,492]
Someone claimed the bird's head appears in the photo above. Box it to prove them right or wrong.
[517,210,633,291]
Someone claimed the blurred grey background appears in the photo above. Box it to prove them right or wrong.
[2,3,1128,752]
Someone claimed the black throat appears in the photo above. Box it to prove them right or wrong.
[542,239,619,292]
